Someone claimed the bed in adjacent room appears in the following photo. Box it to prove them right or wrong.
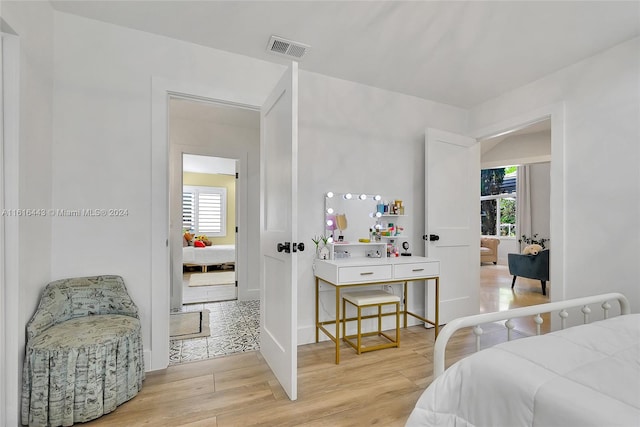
[406,293,640,427]
[183,244,236,272]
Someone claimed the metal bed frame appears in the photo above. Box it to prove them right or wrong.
[433,292,631,378]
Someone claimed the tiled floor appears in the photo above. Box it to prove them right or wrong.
[169,299,260,365]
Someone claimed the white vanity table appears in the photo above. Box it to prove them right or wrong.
[314,255,440,364]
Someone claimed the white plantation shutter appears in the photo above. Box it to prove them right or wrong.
[182,186,227,237]
[182,191,195,231]
[198,192,223,234]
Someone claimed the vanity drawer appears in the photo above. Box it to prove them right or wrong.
[394,262,439,279]
[338,265,393,283]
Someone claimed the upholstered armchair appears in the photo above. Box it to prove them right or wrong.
[508,249,550,295]
[480,236,500,264]
[22,275,145,426]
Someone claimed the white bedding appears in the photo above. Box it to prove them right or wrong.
[406,314,640,427]
[183,244,236,266]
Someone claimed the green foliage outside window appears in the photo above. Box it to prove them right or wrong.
[480,169,505,197]
[481,167,516,236]
[500,198,516,236]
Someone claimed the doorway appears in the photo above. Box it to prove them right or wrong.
[181,154,237,304]
[478,118,553,313]
[168,97,261,364]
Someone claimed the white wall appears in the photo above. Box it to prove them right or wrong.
[49,10,469,359]
[297,70,468,342]
[529,162,551,244]
[2,1,54,424]
[51,11,285,367]
[470,37,640,311]
[496,238,518,265]
[169,113,261,302]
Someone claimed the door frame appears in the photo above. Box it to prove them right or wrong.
[171,148,247,308]
[169,97,256,309]
[1,25,21,426]
[471,103,565,303]
[151,77,268,370]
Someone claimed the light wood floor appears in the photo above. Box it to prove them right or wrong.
[86,265,550,426]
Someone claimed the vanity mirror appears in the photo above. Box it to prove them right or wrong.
[324,192,382,243]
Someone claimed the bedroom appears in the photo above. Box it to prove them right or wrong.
[2,1,639,425]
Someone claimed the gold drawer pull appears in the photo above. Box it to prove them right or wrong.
[360,272,374,276]
[412,268,425,272]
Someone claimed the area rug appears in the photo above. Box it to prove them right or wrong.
[170,310,211,339]
[189,271,236,287]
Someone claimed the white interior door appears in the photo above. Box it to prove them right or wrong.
[260,62,298,400]
[425,128,480,324]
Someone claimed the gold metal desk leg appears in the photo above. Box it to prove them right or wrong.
[335,286,341,364]
[315,277,320,343]
[435,277,440,338]
[403,281,408,328]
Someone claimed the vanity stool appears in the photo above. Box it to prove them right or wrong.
[342,290,400,355]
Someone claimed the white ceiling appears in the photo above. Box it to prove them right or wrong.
[49,1,640,108]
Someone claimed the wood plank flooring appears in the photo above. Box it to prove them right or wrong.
[85,264,549,426]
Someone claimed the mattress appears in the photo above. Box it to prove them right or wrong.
[406,313,640,427]
[183,244,236,266]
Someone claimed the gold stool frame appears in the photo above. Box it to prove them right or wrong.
[342,291,400,354]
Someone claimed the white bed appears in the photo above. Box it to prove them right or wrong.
[406,293,640,427]
[183,244,236,271]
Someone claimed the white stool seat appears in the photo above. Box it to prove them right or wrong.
[342,290,401,305]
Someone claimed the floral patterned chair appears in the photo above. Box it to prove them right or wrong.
[21,275,145,426]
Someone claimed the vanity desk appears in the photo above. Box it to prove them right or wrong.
[314,255,440,364]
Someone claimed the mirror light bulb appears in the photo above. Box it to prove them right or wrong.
[375,212,382,218]
[327,237,334,243]
[326,191,334,198]
[344,193,352,199]
[326,208,334,214]
[359,194,367,200]
[326,220,333,226]
[374,195,381,201]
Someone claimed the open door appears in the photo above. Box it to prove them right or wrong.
[425,128,480,324]
[259,62,299,400]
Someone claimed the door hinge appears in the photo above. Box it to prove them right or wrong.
[236,172,239,179]
[235,281,238,287]
[235,226,238,233]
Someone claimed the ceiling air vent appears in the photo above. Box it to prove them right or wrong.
[267,35,310,59]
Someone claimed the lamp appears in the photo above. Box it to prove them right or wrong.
[326,214,337,240]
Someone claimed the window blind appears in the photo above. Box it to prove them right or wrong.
[182,186,226,237]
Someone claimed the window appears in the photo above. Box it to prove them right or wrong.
[183,186,227,237]
[480,167,516,237]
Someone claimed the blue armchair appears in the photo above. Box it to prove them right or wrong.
[508,249,550,295]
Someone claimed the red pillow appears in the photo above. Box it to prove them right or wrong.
[194,240,206,248]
